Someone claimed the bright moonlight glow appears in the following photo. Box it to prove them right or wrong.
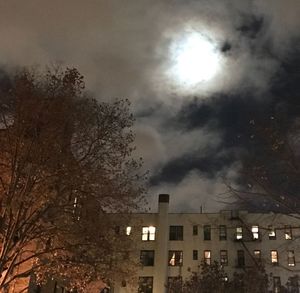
[171,33,221,85]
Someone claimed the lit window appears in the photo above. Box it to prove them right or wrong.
[220,250,228,266]
[138,277,153,293]
[254,250,261,261]
[285,226,292,240]
[204,250,211,265]
[193,250,198,260]
[251,225,259,240]
[169,226,183,240]
[236,227,243,240]
[126,226,132,236]
[219,225,227,240]
[140,250,155,266]
[288,250,295,267]
[193,225,198,236]
[168,251,183,266]
[268,225,276,240]
[271,250,278,265]
[203,225,211,240]
[237,250,245,267]
[142,226,156,241]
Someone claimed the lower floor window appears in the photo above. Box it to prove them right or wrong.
[168,276,182,292]
[138,277,153,293]
[273,277,281,293]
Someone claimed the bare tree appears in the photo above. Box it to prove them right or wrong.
[0,67,145,292]
[229,116,300,215]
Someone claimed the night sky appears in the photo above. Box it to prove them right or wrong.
[1,1,299,212]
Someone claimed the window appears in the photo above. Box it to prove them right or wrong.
[169,226,183,241]
[193,225,198,236]
[204,250,211,265]
[168,277,182,292]
[285,225,292,240]
[126,226,132,235]
[271,250,278,265]
[138,277,153,293]
[168,251,183,266]
[254,250,261,261]
[288,250,295,267]
[219,225,227,240]
[220,250,228,266]
[140,250,155,266]
[115,226,120,235]
[268,225,276,240]
[273,277,281,293]
[193,250,198,260]
[203,225,211,240]
[142,226,156,241]
[236,227,243,240]
[251,225,259,240]
[237,250,245,267]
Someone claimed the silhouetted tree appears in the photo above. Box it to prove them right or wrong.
[0,67,145,292]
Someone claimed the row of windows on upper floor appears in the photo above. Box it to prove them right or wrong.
[123,224,294,241]
[140,249,296,267]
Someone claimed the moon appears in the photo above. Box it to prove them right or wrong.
[169,32,221,86]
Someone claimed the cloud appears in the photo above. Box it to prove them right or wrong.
[0,0,299,211]
[147,167,239,212]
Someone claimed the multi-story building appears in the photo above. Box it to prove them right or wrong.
[110,194,300,293]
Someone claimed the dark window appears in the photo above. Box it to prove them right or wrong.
[219,225,227,240]
[140,250,155,266]
[268,225,276,240]
[220,250,228,266]
[168,250,183,266]
[169,226,183,241]
[237,250,245,267]
[193,225,198,235]
[273,277,281,293]
[203,225,211,240]
[193,250,198,260]
[168,277,182,292]
[138,277,153,293]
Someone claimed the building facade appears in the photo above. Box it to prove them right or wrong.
[111,194,300,293]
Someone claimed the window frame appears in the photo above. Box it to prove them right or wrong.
[237,250,245,267]
[193,225,198,236]
[236,227,243,240]
[251,225,259,240]
[268,225,276,240]
[168,250,183,266]
[169,226,184,241]
[219,225,227,241]
[203,225,211,241]
[220,250,228,266]
[142,226,156,241]
[288,250,295,267]
[204,250,211,265]
[284,225,292,240]
[138,276,153,293]
[271,250,279,265]
[140,250,155,266]
[193,250,198,260]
